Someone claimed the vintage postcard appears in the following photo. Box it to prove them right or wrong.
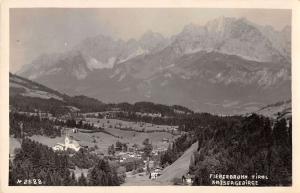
[1,0,300,193]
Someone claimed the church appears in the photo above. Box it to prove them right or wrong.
[52,135,81,152]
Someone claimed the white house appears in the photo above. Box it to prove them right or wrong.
[150,172,159,179]
[149,169,162,180]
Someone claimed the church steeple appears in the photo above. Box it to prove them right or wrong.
[65,131,70,145]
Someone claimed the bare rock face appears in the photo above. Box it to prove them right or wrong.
[171,17,289,63]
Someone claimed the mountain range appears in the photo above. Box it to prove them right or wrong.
[17,16,291,114]
[10,72,291,118]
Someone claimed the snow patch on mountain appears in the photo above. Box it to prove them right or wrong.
[72,64,88,80]
[118,73,127,82]
[45,67,62,75]
[28,72,44,80]
[118,47,147,63]
[110,68,121,79]
[87,57,116,70]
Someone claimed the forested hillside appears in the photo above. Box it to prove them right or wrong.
[9,138,122,186]
[189,114,292,186]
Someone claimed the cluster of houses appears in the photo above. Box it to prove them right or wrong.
[116,151,143,162]
[149,168,163,179]
[151,147,168,156]
[59,109,166,120]
[17,111,54,119]
[181,173,195,185]
[136,112,162,118]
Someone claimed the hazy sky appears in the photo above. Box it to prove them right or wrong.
[10,8,291,73]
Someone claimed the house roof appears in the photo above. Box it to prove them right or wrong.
[54,143,65,147]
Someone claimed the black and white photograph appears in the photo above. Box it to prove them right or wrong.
[5,7,293,187]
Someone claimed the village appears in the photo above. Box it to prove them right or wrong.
[50,126,171,182]
[9,108,195,185]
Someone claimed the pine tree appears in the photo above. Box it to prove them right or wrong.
[273,119,288,147]
[78,173,87,186]
[62,170,72,186]
[70,172,77,186]
[87,159,120,186]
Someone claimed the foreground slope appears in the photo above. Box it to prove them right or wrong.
[157,142,198,183]
[253,99,291,119]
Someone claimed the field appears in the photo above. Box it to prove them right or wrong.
[9,137,21,156]
[85,118,178,132]
[27,118,178,155]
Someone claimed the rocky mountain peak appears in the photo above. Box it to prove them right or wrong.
[138,30,169,52]
[17,16,291,114]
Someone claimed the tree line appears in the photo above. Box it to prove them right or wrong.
[10,112,61,138]
[114,111,242,130]
[10,112,114,138]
